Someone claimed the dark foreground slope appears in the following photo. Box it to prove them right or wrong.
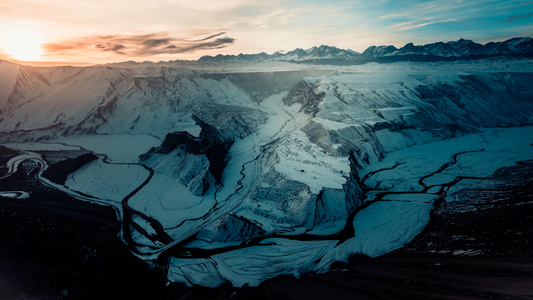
[1,158,532,299]
[0,161,169,299]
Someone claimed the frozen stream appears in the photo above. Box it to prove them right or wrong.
[2,125,533,286]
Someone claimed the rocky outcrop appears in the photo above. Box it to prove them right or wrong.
[42,153,98,185]
[343,151,365,210]
[141,117,232,196]
[213,215,266,242]
[283,80,325,116]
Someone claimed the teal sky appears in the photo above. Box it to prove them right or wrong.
[0,0,532,64]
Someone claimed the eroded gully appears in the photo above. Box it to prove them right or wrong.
[163,149,488,258]
[2,139,488,261]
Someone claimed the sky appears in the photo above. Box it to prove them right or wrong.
[0,0,532,65]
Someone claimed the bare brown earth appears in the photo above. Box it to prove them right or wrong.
[0,152,532,299]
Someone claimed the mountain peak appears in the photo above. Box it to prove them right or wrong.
[195,37,532,65]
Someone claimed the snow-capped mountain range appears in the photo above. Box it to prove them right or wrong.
[1,38,533,287]
[199,37,533,64]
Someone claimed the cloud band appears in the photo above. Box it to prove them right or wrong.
[43,31,235,57]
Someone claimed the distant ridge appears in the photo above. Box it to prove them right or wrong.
[198,37,533,65]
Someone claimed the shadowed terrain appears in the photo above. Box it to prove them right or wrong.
[1,159,532,299]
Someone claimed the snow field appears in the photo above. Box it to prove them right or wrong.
[54,134,161,163]
[362,126,533,200]
[274,129,349,194]
[3,60,533,287]
[168,239,338,287]
[64,159,149,204]
[168,126,533,286]
[0,191,30,199]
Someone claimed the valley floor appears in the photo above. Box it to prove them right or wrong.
[201,160,533,300]
[0,157,532,299]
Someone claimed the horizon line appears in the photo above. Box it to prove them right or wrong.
[2,36,531,68]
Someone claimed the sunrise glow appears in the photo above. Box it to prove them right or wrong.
[0,0,531,64]
[0,27,44,61]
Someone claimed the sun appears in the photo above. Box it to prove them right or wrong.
[1,27,44,61]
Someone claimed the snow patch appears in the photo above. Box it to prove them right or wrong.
[274,130,349,194]
[53,135,161,163]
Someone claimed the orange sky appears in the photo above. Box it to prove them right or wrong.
[1,0,532,65]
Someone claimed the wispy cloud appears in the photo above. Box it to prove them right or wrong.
[1,0,531,63]
[502,12,533,22]
[398,22,436,31]
[43,31,235,58]
[390,17,459,31]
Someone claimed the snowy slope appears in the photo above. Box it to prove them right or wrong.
[0,55,532,287]
[0,60,50,110]
[198,37,533,64]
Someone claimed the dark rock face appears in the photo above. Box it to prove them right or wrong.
[41,153,98,185]
[145,117,233,186]
[156,132,206,155]
[213,215,266,242]
[283,80,325,116]
[313,188,349,226]
[343,151,365,210]
[192,117,233,183]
